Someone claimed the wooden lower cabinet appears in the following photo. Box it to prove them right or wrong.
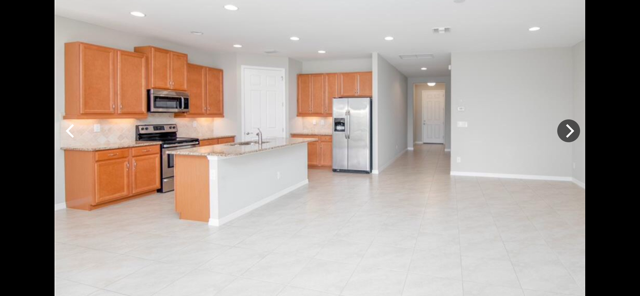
[199,137,235,147]
[291,135,332,167]
[64,145,161,210]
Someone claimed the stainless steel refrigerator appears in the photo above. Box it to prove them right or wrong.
[333,97,372,173]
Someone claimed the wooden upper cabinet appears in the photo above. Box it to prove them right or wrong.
[94,158,130,204]
[117,51,146,115]
[186,63,206,115]
[357,72,373,96]
[134,46,188,91]
[310,74,325,114]
[131,154,161,195]
[65,42,147,119]
[170,52,188,91]
[298,75,311,114]
[206,68,224,116]
[325,73,338,115]
[339,72,359,97]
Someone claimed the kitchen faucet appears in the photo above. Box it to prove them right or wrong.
[245,128,263,145]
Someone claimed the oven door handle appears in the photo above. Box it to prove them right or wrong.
[164,142,199,148]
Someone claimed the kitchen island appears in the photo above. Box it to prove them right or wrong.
[168,138,316,226]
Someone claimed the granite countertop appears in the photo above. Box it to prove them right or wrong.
[199,135,236,141]
[291,131,333,136]
[60,141,162,151]
[168,138,317,158]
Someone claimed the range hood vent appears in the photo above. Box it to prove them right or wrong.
[399,54,435,60]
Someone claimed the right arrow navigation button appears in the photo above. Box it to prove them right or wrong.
[557,119,580,142]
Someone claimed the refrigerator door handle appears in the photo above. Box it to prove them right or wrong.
[345,110,350,139]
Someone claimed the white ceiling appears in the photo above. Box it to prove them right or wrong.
[54,0,585,78]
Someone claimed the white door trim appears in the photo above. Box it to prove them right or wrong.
[240,65,287,141]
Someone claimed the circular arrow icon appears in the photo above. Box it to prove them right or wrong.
[557,120,580,143]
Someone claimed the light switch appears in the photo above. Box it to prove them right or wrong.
[93,124,101,132]
[312,119,317,125]
[457,107,465,112]
[320,119,325,125]
[192,121,197,127]
[457,121,468,128]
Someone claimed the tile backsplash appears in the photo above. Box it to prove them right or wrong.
[60,114,218,146]
[290,117,333,134]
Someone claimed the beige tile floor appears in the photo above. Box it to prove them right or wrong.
[55,144,586,296]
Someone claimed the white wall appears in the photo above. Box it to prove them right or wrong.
[302,58,372,74]
[572,41,585,185]
[408,77,452,150]
[373,53,408,173]
[451,48,574,178]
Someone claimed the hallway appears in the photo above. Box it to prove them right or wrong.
[55,144,585,296]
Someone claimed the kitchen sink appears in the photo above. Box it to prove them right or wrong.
[227,141,269,146]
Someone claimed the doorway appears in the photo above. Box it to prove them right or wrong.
[421,89,445,144]
[241,66,286,141]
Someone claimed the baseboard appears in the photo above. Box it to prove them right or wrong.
[450,171,572,182]
[54,202,66,211]
[375,148,408,174]
[209,179,309,226]
[372,170,379,174]
[414,141,422,144]
[572,178,585,189]
[408,147,414,151]
[444,148,451,152]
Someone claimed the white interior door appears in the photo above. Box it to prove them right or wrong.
[242,67,285,141]
[422,90,445,144]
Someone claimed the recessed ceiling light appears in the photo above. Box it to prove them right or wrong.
[420,67,427,70]
[224,5,238,11]
[290,36,300,41]
[384,36,394,41]
[130,11,145,17]
[233,44,242,48]
[428,82,436,86]
[529,27,541,31]
[453,0,466,3]
[318,50,326,54]
[191,31,203,35]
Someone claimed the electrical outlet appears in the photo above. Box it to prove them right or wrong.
[312,119,317,125]
[93,124,101,132]
[457,121,468,128]
[277,171,281,179]
[320,119,325,125]
[456,157,461,163]
[457,107,465,112]
[192,121,197,127]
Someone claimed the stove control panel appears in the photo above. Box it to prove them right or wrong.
[136,124,178,134]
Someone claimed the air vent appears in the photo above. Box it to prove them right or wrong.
[399,54,435,60]
[433,27,451,34]
[264,50,277,54]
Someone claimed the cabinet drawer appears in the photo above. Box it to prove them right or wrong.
[318,136,332,142]
[132,145,160,156]
[218,137,235,144]
[200,139,219,146]
[95,148,129,161]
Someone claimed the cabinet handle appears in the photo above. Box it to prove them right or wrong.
[108,153,118,157]
[112,104,115,110]
[119,104,123,110]
[142,149,149,152]
[126,162,129,170]
[133,161,137,169]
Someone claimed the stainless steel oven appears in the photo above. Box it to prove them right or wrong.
[148,89,190,113]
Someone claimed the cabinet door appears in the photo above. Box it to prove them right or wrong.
[186,64,206,115]
[357,72,372,96]
[150,48,171,89]
[95,158,130,204]
[307,141,319,166]
[80,44,116,114]
[132,154,161,194]
[325,73,338,115]
[310,74,325,114]
[206,68,224,116]
[320,141,332,167]
[218,137,235,144]
[170,52,188,91]
[117,51,146,115]
[339,73,358,97]
[298,75,311,114]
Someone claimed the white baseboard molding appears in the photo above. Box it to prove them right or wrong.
[375,149,408,174]
[55,202,67,211]
[444,148,451,152]
[408,147,414,151]
[414,141,422,144]
[572,178,585,189]
[450,171,572,182]
[209,179,309,226]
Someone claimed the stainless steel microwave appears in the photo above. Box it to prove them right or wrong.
[148,89,190,113]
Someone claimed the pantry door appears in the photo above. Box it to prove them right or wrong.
[242,66,286,141]
[422,89,445,144]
